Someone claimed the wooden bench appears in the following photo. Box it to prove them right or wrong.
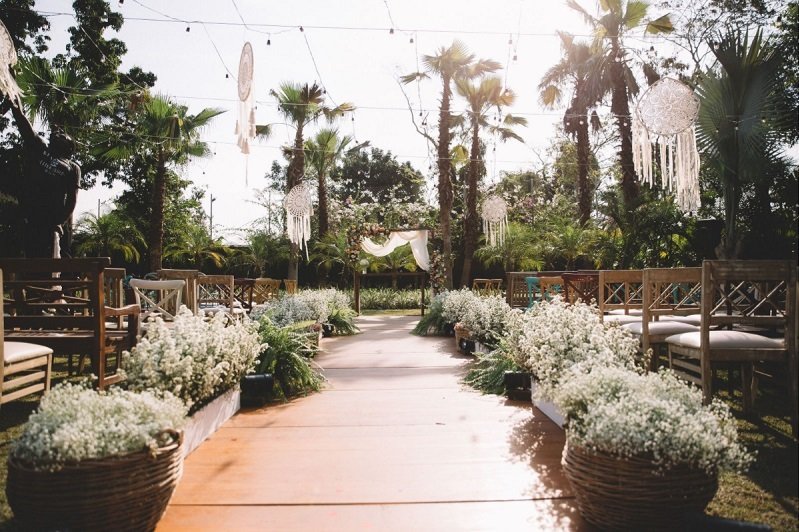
[0,258,140,390]
[598,269,643,323]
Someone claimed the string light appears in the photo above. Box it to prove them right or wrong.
[409,36,413,43]
[299,25,304,32]
[267,37,271,45]
[185,25,190,32]
[389,28,394,34]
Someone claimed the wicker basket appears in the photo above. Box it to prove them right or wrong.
[7,429,184,531]
[454,323,472,354]
[562,443,718,531]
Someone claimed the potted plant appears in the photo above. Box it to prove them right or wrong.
[6,383,187,531]
[121,309,262,454]
[554,366,752,530]
[255,317,325,400]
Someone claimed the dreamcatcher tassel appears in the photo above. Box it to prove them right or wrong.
[284,183,314,260]
[632,115,653,186]
[674,126,700,212]
[483,215,507,247]
[286,211,311,260]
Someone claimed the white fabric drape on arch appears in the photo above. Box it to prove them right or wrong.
[360,230,430,271]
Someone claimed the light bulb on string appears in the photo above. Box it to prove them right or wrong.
[409,36,414,43]
[513,53,517,61]
[185,25,190,32]
[225,73,229,79]
[389,28,394,34]
[299,26,304,32]
[267,37,271,46]
[508,34,513,45]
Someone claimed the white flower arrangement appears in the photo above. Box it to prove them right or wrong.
[440,288,481,325]
[122,308,262,412]
[457,294,514,345]
[11,383,187,471]
[251,289,353,327]
[553,366,753,473]
[516,297,639,399]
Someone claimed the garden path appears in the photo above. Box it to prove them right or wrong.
[157,315,586,531]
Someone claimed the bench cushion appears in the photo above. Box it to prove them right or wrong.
[603,314,641,324]
[3,341,54,365]
[664,330,785,349]
[623,321,699,336]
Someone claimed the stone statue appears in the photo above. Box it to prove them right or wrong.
[6,99,80,258]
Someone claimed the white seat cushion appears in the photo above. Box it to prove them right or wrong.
[3,341,53,365]
[664,330,785,349]
[659,314,701,325]
[608,308,643,316]
[603,314,641,324]
[623,321,699,336]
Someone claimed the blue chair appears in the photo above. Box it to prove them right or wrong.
[525,276,540,308]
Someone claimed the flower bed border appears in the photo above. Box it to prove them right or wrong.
[183,387,241,457]
[530,379,565,428]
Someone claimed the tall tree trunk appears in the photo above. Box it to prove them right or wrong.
[719,172,740,259]
[576,113,591,225]
[286,125,306,281]
[318,169,329,237]
[437,74,454,289]
[148,152,166,272]
[460,119,481,287]
[610,37,639,205]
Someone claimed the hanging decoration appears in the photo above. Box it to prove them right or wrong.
[481,195,508,247]
[0,21,21,106]
[632,77,701,212]
[284,183,313,259]
[234,42,255,184]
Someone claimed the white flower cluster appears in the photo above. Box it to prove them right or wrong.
[457,294,514,345]
[515,297,639,399]
[11,383,187,471]
[251,289,353,327]
[553,366,752,473]
[440,288,481,325]
[122,308,262,412]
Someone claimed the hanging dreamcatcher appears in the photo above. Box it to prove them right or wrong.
[0,21,21,106]
[235,42,256,184]
[481,195,508,247]
[284,183,314,259]
[632,77,701,212]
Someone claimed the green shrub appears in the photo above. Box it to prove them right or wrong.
[256,318,324,399]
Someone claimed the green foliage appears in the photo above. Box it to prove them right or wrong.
[330,147,426,206]
[463,349,520,395]
[352,288,424,310]
[412,295,450,336]
[256,318,324,399]
[164,222,231,270]
[474,222,544,272]
[73,209,145,263]
[326,307,359,336]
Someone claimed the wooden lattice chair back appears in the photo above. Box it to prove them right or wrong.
[1,269,54,409]
[157,269,200,315]
[598,270,643,323]
[104,268,126,329]
[562,272,599,304]
[472,278,502,296]
[129,279,185,322]
[197,275,244,320]
[283,279,298,295]
[538,276,563,301]
[665,260,797,436]
[252,278,282,304]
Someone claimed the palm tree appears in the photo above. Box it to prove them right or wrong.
[455,75,526,286]
[73,210,145,263]
[96,94,223,271]
[164,223,230,270]
[696,29,787,259]
[567,0,673,205]
[539,32,604,225]
[475,222,544,272]
[374,246,418,289]
[304,128,353,237]
[402,41,500,288]
[271,82,354,280]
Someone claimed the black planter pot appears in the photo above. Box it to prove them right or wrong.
[503,371,532,402]
[241,373,275,407]
[458,338,476,355]
[322,323,334,337]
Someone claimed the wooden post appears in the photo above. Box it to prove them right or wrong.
[354,270,361,315]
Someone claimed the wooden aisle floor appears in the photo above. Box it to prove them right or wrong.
[157,315,587,531]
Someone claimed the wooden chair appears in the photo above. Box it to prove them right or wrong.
[562,272,599,304]
[1,269,54,410]
[538,276,563,301]
[197,275,245,320]
[665,260,797,436]
[0,258,139,390]
[472,278,502,296]
[621,267,701,370]
[129,279,185,322]
[104,268,126,330]
[252,278,282,304]
[157,269,201,315]
[283,279,298,295]
[598,270,643,324]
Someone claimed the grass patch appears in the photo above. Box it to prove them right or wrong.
[360,309,421,316]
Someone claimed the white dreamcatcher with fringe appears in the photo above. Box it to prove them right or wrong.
[234,42,255,184]
[481,195,508,247]
[0,21,21,106]
[285,183,313,259]
[632,77,701,212]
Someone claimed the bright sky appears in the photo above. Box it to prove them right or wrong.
[35,0,677,242]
